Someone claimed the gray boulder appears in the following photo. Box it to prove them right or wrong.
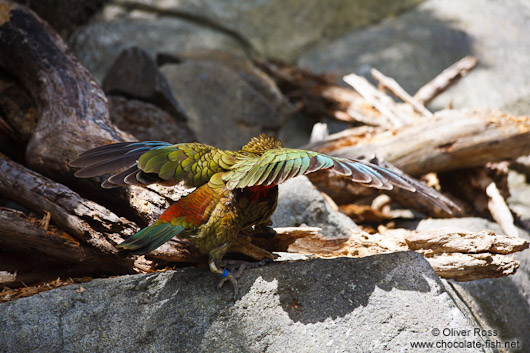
[271,176,358,237]
[298,0,530,112]
[160,52,290,150]
[109,0,423,62]
[107,96,196,143]
[69,17,247,83]
[0,252,489,353]
[102,47,187,120]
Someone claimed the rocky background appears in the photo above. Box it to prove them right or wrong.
[1,0,530,352]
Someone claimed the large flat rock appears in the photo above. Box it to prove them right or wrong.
[107,0,423,62]
[299,0,530,112]
[160,52,290,150]
[0,252,488,353]
[69,17,247,83]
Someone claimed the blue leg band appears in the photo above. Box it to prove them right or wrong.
[221,268,229,278]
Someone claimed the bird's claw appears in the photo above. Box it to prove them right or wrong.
[213,257,272,300]
[217,272,239,300]
[216,263,248,300]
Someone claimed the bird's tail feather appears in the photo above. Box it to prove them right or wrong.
[117,222,185,254]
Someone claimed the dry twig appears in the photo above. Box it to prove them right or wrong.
[413,56,479,105]
[371,68,433,118]
[343,73,414,127]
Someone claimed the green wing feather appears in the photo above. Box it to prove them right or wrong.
[223,148,409,191]
[71,141,238,188]
[223,148,457,213]
[137,143,237,188]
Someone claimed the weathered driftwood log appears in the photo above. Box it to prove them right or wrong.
[426,253,520,281]
[305,110,530,214]
[309,109,530,176]
[404,228,528,255]
[409,227,525,281]
[278,227,527,281]
[0,154,149,273]
[0,70,36,159]
[390,228,526,281]
[0,1,129,177]
[0,208,132,286]
[0,70,38,144]
[0,208,111,266]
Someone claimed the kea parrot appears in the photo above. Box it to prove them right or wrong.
[70,134,455,297]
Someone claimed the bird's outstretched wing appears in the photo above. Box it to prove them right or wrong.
[70,141,237,188]
[223,148,456,213]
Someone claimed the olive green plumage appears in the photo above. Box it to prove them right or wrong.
[71,134,455,297]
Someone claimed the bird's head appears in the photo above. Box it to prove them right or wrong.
[241,134,283,155]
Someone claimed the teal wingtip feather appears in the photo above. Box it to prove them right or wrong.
[116,223,185,254]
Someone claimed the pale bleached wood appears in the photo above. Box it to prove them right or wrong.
[427,253,519,281]
[282,227,527,281]
[321,86,394,127]
[371,68,433,118]
[324,109,530,176]
[0,271,16,284]
[485,182,519,237]
[404,228,528,255]
[343,73,413,127]
[413,56,478,104]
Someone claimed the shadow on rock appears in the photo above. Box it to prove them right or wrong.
[236,252,433,324]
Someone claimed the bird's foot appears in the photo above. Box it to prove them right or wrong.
[214,259,272,300]
[216,264,244,300]
[209,258,242,300]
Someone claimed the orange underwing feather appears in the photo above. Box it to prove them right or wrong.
[158,182,220,226]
